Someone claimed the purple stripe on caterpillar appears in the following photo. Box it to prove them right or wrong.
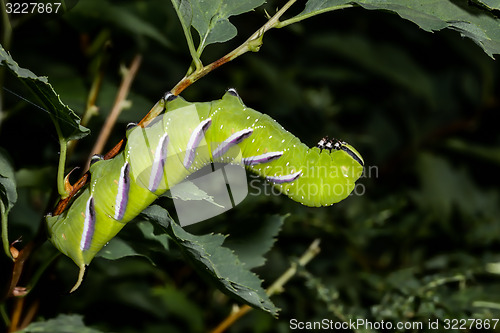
[184,118,212,169]
[80,196,96,251]
[149,133,169,192]
[212,128,253,159]
[114,162,131,220]
[242,151,283,165]
[266,170,302,184]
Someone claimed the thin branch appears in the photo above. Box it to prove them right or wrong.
[56,129,68,198]
[1,217,46,307]
[171,0,202,71]
[85,54,142,169]
[8,297,23,333]
[18,299,39,331]
[1,200,12,259]
[266,239,321,295]
[171,0,298,96]
[276,4,353,28]
[210,239,321,333]
[49,107,70,198]
[67,49,107,158]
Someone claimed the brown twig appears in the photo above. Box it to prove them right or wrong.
[8,296,23,333]
[18,298,39,331]
[210,239,321,333]
[2,218,46,303]
[85,54,142,169]
[171,0,297,95]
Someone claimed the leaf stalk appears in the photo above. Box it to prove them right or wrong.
[171,0,298,95]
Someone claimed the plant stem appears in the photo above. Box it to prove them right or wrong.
[171,0,298,95]
[85,54,142,169]
[210,239,321,333]
[55,121,69,198]
[266,238,321,296]
[276,4,353,28]
[2,217,47,303]
[1,200,12,259]
[171,0,202,71]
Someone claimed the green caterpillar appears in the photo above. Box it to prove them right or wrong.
[46,89,364,291]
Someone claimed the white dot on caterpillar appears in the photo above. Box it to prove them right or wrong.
[246,116,250,120]
[268,135,272,139]
[251,139,255,143]
[286,162,289,166]
[220,124,223,129]
[281,139,285,143]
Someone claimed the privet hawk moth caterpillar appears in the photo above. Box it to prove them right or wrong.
[46,89,364,291]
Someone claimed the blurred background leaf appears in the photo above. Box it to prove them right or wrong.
[0,147,17,212]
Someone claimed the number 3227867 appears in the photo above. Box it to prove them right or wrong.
[5,2,61,14]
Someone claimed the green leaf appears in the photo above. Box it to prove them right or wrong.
[473,0,500,11]
[96,237,141,261]
[0,147,17,212]
[224,214,285,269]
[0,44,89,141]
[181,0,266,53]
[296,0,500,58]
[97,221,170,262]
[142,205,279,315]
[171,0,193,35]
[66,0,172,48]
[19,314,103,333]
[411,152,497,225]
